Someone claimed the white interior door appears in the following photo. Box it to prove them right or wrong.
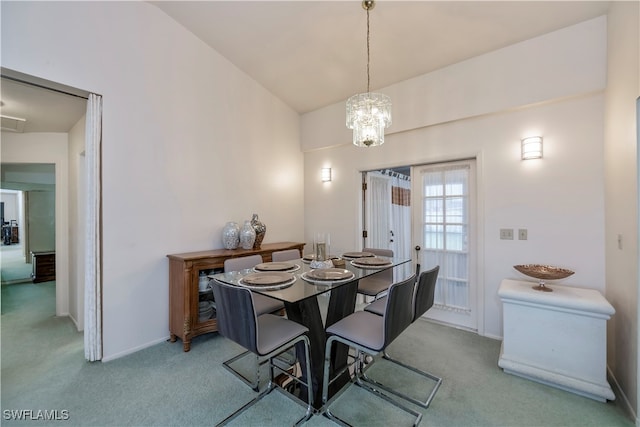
[364,170,414,279]
[412,160,477,330]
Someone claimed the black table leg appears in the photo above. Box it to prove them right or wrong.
[284,280,359,410]
[284,298,325,409]
[325,280,358,398]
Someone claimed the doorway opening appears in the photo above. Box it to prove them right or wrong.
[1,165,56,284]
[362,158,480,332]
[1,68,102,360]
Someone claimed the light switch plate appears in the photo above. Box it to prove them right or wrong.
[518,229,528,240]
[500,229,514,240]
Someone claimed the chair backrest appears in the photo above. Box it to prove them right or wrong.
[382,274,416,348]
[362,247,394,283]
[224,254,263,272]
[271,249,301,262]
[210,280,258,354]
[412,266,439,322]
[363,247,393,258]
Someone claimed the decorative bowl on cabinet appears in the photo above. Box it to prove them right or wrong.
[513,264,574,292]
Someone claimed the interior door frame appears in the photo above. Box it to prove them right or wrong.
[412,159,478,331]
[1,68,98,339]
[359,154,486,336]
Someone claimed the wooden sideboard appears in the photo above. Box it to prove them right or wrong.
[167,241,305,351]
[31,251,56,283]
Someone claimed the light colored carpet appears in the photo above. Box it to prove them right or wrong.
[1,281,634,426]
[1,244,32,284]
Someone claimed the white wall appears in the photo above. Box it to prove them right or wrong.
[1,1,304,360]
[0,132,70,316]
[302,17,607,339]
[604,1,639,419]
[68,115,86,331]
[25,189,55,252]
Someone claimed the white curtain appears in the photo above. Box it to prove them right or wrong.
[84,94,102,361]
[367,173,391,249]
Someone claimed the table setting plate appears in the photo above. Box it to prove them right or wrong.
[237,271,296,290]
[302,253,336,263]
[341,251,375,260]
[301,268,355,285]
[351,257,393,269]
[254,262,300,272]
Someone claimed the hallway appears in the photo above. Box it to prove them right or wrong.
[0,244,32,285]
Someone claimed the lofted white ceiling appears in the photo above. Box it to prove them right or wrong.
[152,1,611,113]
[0,1,611,132]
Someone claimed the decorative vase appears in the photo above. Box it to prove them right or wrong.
[239,220,256,250]
[251,214,266,249]
[221,221,240,250]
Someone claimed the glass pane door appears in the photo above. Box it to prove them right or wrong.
[412,160,477,330]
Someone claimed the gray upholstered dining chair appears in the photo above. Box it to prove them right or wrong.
[222,255,285,390]
[223,255,285,317]
[271,249,301,262]
[356,247,394,300]
[363,265,442,409]
[211,280,313,426]
[321,274,422,426]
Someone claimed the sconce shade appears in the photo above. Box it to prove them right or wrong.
[522,136,543,160]
[321,168,332,182]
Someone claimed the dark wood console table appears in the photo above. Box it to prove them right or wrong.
[31,251,56,283]
[167,241,305,351]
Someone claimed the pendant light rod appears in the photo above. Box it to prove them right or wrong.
[363,0,374,93]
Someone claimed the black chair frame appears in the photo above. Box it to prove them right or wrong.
[221,255,287,392]
[212,281,313,427]
[321,275,422,427]
[362,266,443,409]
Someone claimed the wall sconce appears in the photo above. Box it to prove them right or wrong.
[521,136,543,160]
[321,168,332,182]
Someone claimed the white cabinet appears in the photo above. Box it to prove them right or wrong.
[498,279,615,402]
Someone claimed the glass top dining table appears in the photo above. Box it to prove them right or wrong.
[210,255,411,303]
[210,255,412,409]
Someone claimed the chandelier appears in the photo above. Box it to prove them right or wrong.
[346,0,391,148]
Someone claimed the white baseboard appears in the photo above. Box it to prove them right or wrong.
[607,365,637,422]
[482,332,502,341]
[101,336,170,362]
[67,313,80,331]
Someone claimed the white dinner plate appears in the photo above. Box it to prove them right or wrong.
[254,262,300,272]
[301,271,355,285]
[350,258,393,269]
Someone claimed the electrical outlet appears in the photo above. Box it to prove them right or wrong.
[518,229,528,240]
[500,229,513,240]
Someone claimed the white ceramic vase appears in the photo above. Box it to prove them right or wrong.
[221,221,240,249]
[239,220,256,250]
